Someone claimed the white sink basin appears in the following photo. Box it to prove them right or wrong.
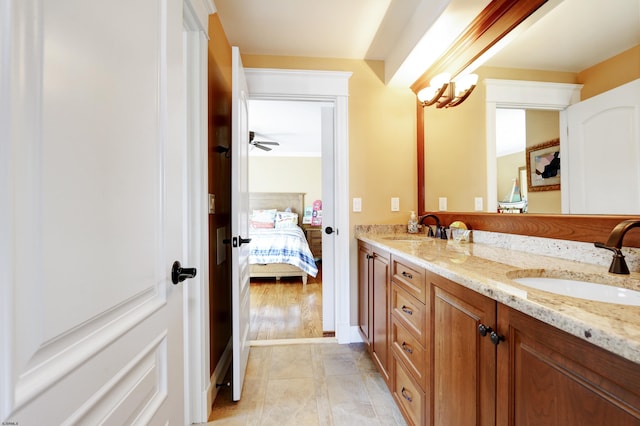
[512,276,640,306]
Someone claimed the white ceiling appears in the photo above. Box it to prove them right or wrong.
[217,0,640,156]
[248,100,331,157]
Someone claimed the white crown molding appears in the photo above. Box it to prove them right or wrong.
[185,0,215,34]
[245,68,352,98]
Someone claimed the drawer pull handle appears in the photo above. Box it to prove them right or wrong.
[401,342,413,354]
[401,387,413,403]
[401,306,413,315]
[401,271,413,279]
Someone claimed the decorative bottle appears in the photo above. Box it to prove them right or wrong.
[408,211,418,234]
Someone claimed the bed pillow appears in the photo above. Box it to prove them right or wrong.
[250,209,277,228]
[274,211,298,229]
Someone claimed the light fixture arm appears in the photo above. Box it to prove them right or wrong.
[417,73,478,109]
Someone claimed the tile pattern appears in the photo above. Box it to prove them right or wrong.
[208,342,406,425]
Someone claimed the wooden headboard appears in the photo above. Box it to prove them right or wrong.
[249,192,305,225]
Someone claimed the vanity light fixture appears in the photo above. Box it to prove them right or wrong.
[417,73,478,108]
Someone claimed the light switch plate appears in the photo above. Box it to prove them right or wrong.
[391,197,400,211]
[438,197,447,211]
[353,197,362,212]
[474,197,483,211]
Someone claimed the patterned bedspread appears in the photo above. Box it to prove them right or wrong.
[249,226,318,277]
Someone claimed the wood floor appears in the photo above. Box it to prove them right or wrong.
[249,263,323,341]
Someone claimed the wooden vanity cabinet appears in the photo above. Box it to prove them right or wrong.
[429,270,497,426]
[357,241,391,384]
[357,243,640,425]
[496,304,640,425]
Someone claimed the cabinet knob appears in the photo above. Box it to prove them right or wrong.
[401,342,413,354]
[490,331,505,345]
[401,271,413,279]
[401,305,413,315]
[478,323,493,337]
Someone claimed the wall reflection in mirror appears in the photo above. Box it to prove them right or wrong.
[496,108,560,214]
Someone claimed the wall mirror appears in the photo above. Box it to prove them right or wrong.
[417,0,640,246]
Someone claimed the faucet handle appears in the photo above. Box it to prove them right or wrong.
[594,242,630,274]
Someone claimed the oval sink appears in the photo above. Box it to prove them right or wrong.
[511,276,640,306]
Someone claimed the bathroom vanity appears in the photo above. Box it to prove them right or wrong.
[357,233,640,425]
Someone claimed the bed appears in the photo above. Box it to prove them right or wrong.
[249,192,318,285]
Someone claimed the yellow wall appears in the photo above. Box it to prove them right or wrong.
[579,45,640,100]
[249,156,322,205]
[525,109,560,213]
[242,55,418,222]
[241,55,417,325]
[497,152,524,202]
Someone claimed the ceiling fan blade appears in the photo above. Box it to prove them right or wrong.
[253,143,272,151]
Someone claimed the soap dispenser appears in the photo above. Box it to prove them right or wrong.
[408,211,418,234]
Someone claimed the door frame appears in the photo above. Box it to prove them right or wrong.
[182,0,214,423]
[245,68,353,343]
[484,79,582,213]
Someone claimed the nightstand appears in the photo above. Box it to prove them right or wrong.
[302,225,322,261]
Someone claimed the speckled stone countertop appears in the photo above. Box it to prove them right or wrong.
[356,227,640,364]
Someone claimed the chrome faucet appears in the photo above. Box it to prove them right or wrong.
[419,214,447,239]
[594,219,640,274]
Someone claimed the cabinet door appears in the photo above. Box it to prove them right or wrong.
[431,274,496,426]
[497,304,640,425]
[372,248,391,384]
[357,242,371,344]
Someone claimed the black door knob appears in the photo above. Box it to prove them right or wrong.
[238,236,252,246]
[325,226,334,235]
[171,261,197,285]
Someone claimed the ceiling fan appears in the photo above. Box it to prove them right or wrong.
[249,131,280,151]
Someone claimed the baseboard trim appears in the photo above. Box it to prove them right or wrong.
[250,337,338,346]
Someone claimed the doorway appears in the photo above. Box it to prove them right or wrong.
[245,67,352,343]
[247,99,333,341]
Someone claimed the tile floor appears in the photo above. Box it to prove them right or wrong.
[207,341,406,425]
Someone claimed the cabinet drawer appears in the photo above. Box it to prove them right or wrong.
[392,256,426,303]
[393,355,426,426]
[391,284,426,345]
[391,318,427,391]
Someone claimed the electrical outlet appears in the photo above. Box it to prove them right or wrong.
[391,197,400,211]
[438,197,447,211]
[474,197,483,211]
[353,197,362,212]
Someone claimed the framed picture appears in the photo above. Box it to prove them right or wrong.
[526,138,560,192]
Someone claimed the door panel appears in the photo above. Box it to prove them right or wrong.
[2,0,186,423]
[566,78,640,214]
[320,106,335,333]
[230,46,251,401]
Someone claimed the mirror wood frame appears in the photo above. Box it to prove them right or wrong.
[414,0,640,248]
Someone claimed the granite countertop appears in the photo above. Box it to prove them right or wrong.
[357,232,640,364]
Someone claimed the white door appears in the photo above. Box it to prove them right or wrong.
[230,46,251,401]
[565,78,640,214]
[1,0,188,424]
[321,106,336,333]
